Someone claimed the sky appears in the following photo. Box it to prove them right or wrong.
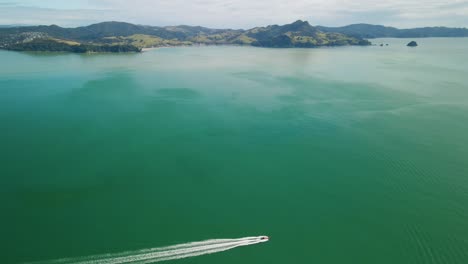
[0,0,467,28]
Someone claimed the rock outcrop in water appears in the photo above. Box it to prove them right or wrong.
[407,41,418,47]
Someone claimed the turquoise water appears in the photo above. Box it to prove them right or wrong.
[1,38,468,264]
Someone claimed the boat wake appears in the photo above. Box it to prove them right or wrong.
[31,236,269,264]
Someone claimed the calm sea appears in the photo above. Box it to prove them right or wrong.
[1,38,468,264]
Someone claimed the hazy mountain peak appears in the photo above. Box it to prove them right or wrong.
[291,20,310,26]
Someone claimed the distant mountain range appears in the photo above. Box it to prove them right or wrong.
[317,24,468,38]
[0,20,467,53]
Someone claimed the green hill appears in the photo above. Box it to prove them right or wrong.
[0,20,370,53]
[246,20,370,47]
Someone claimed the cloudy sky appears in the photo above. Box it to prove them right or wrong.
[1,0,467,28]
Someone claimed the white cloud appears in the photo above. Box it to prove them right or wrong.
[0,6,113,26]
[0,0,467,28]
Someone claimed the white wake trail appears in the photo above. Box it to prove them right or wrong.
[31,236,268,264]
[82,240,255,264]
[131,241,260,264]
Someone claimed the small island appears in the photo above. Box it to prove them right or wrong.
[407,41,418,47]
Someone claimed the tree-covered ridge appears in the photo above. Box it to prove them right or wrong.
[0,20,372,52]
[6,38,141,53]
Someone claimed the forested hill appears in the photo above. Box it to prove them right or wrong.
[0,20,370,52]
[317,24,468,38]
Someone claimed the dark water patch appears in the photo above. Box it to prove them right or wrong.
[62,71,153,118]
[154,88,201,100]
[68,71,139,100]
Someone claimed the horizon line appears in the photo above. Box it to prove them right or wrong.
[1,20,468,30]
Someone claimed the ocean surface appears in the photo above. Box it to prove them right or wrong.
[1,38,468,264]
